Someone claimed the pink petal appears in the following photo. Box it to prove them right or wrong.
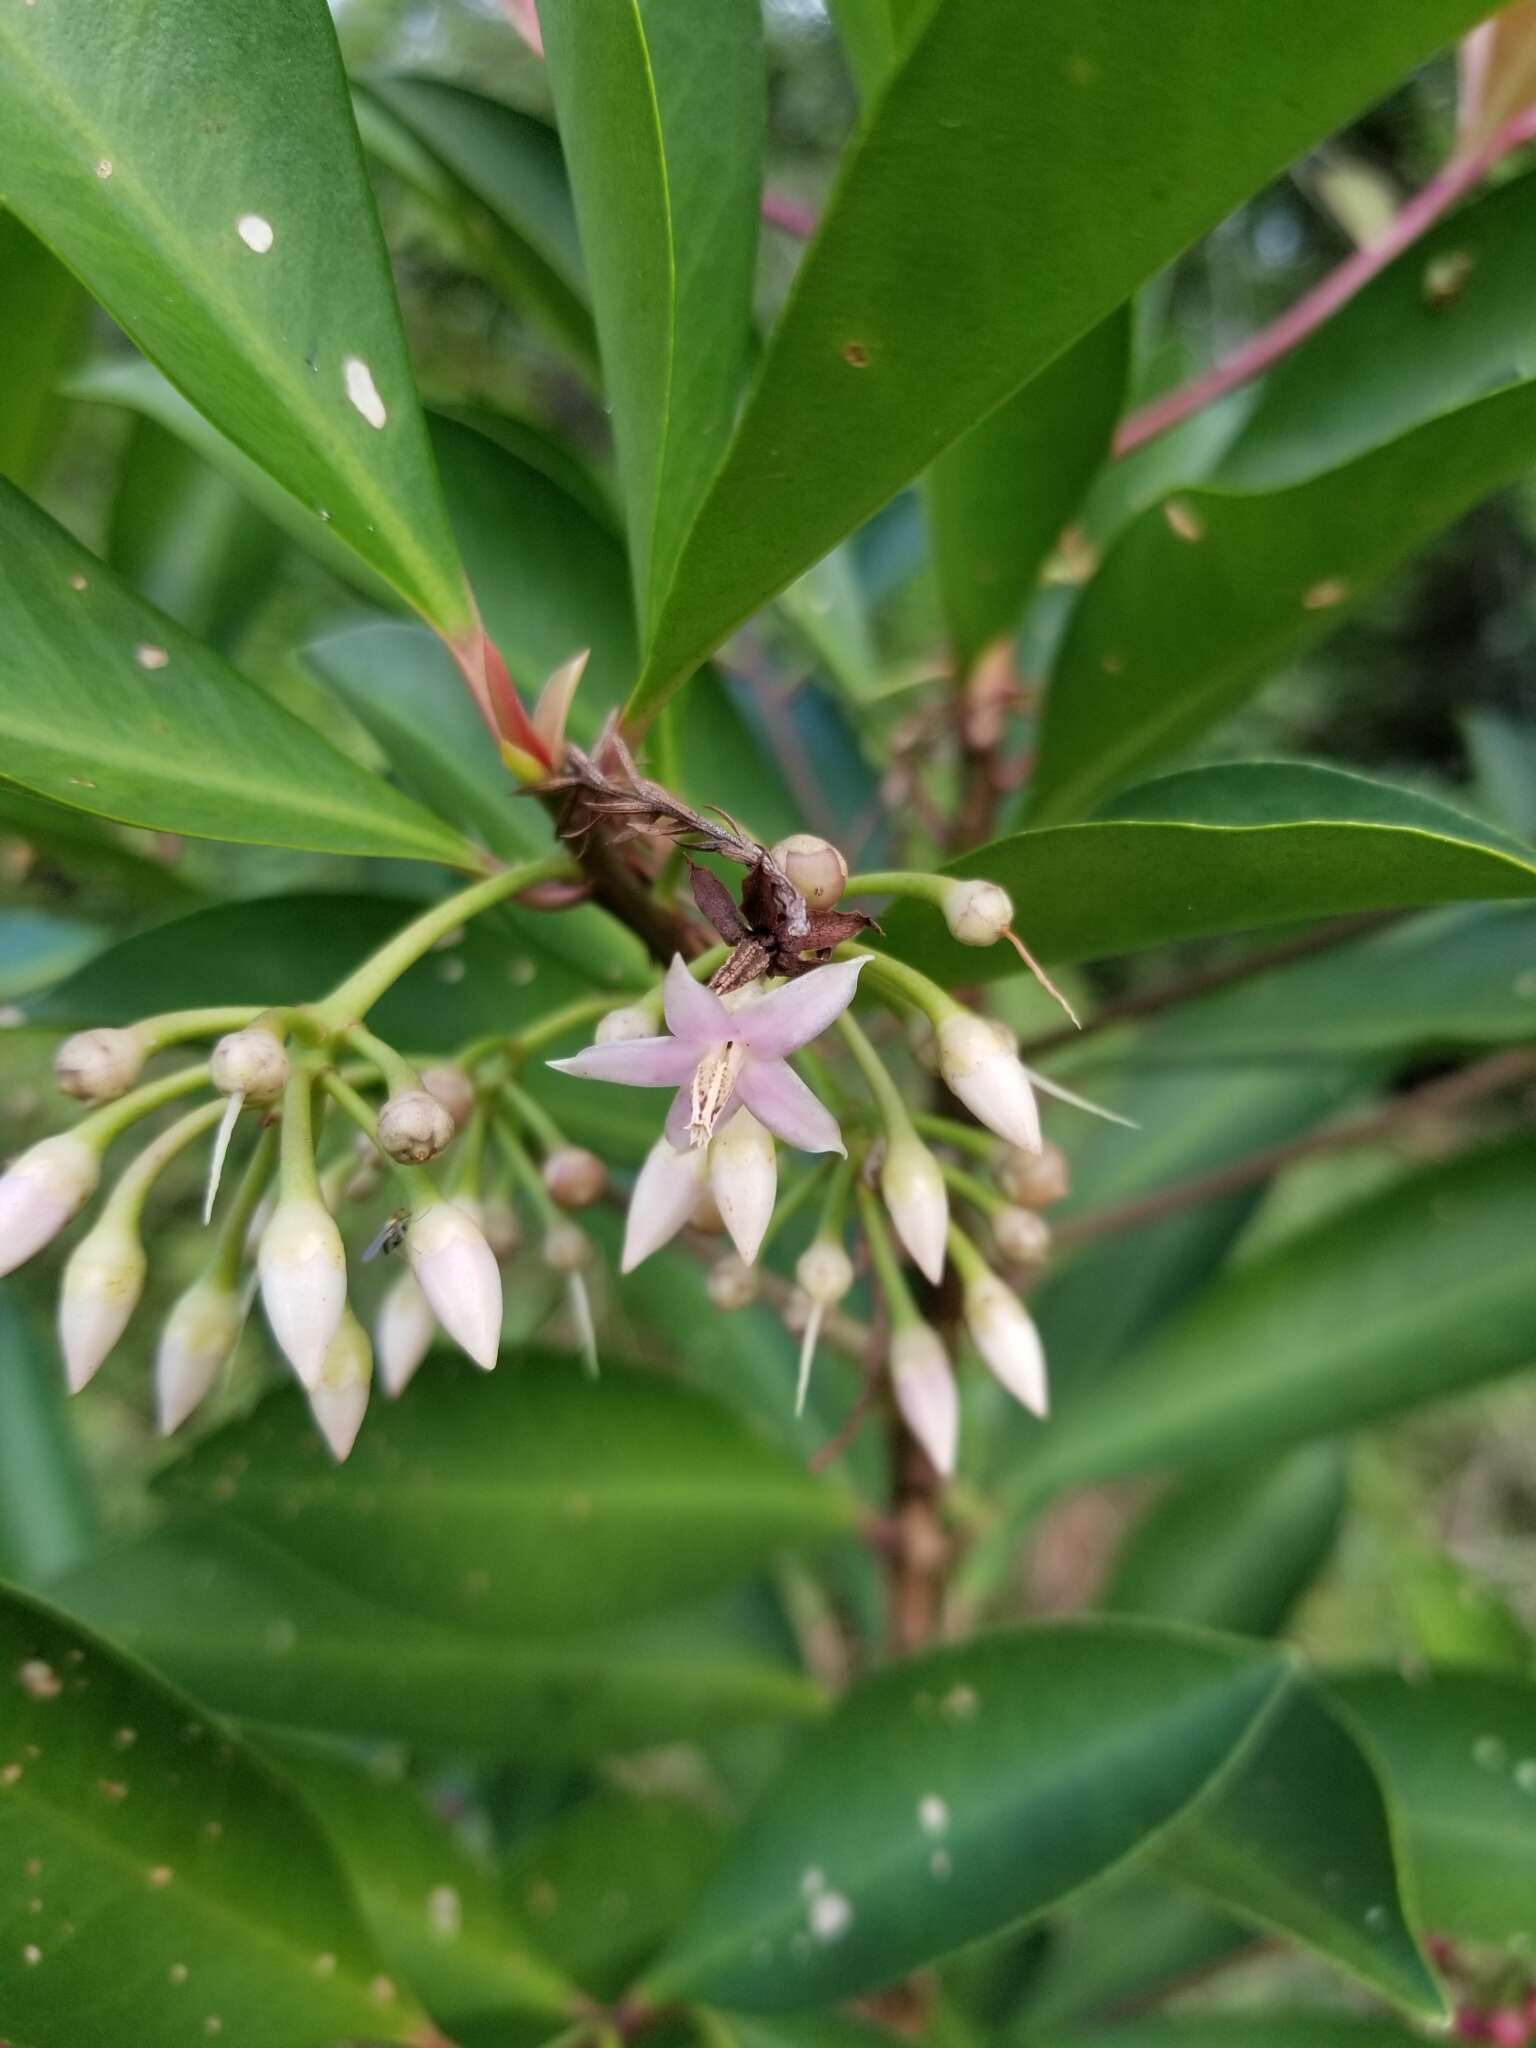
[736,957,867,1059]
[663,955,729,1044]
[548,1037,698,1087]
[621,1135,708,1273]
[737,1056,844,1155]
[664,1082,740,1150]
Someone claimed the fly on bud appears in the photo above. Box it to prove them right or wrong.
[880,1131,949,1285]
[376,1088,455,1165]
[404,1201,502,1370]
[937,1012,1042,1153]
[0,1132,101,1278]
[770,833,849,911]
[542,1145,607,1209]
[889,1323,959,1476]
[257,1195,347,1388]
[58,1211,147,1393]
[155,1276,244,1434]
[54,1027,146,1104]
[210,1027,289,1104]
[309,1311,373,1462]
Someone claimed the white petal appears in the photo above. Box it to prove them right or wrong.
[737,957,867,1060]
[156,1279,243,1434]
[59,1221,146,1393]
[662,954,729,1043]
[375,1271,436,1397]
[0,1134,100,1278]
[621,1134,708,1273]
[937,1013,1041,1152]
[890,1325,959,1475]
[708,1108,777,1265]
[964,1271,1049,1418]
[736,1057,844,1155]
[406,1203,501,1371]
[881,1134,948,1285]
[548,1036,698,1087]
[258,1197,348,1388]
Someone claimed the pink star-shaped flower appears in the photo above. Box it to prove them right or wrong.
[549,955,865,1154]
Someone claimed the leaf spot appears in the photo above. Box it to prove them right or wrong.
[236,213,275,254]
[1162,498,1205,544]
[1,1764,24,1788]
[370,1975,397,2004]
[841,342,870,368]
[941,1683,979,1720]
[205,2017,223,2036]
[69,573,87,592]
[17,1660,62,1700]
[24,1858,42,1877]
[135,643,170,672]
[147,1864,174,1888]
[95,158,113,179]
[1302,576,1349,611]
[22,1943,41,1965]
[343,356,388,430]
[313,1953,337,1977]
[97,1779,128,1802]
[169,1963,189,1985]
[809,1889,853,1942]
[930,1848,953,1881]
[112,1727,137,1750]
[918,1793,949,1835]
[800,1866,825,1897]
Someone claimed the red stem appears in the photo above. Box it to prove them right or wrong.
[1115,106,1536,460]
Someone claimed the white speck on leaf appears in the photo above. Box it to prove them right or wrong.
[23,1943,41,1966]
[1303,576,1349,611]
[428,1885,462,1939]
[134,644,169,672]
[800,1866,825,1897]
[69,573,87,592]
[313,1953,337,1978]
[169,1963,189,1985]
[236,213,274,253]
[918,1794,949,1835]
[147,1864,174,1888]
[809,1890,852,1942]
[941,1683,979,1720]
[96,158,112,179]
[930,1849,953,1881]
[18,1659,62,1700]
[343,356,388,430]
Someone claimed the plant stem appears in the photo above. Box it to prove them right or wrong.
[313,853,574,1029]
[207,1127,277,1287]
[139,1006,262,1050]
[76,1062,211,1150]
[277,1069,322,1201]
[99,1099,225,1227]
[341,1022,419,1096]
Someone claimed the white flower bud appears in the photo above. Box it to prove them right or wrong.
[543,1219,591,1273]
[0,1133,100,1278]
[58,1213,146,1392]
[479,1197,522,1262]
[621,1135,708,1273]
[375,1270,436,1398]
[419,1065,476,1131]
[881,1133,948,1285]
[943,877,1014,947]
[405,1201,501,1370]
[962,1268,1049,1418]
[937,1012,1041,1153]
[542,1145,607,1209]
[54,1027,145,1103]
[376,1088,455,1165]
[156,1277,243,1434]
[907,1013,941,1075]
[770,833,848,911]
[890,1323,959,1476]
[996,1140,1070,1208]
[795,1238,854,1306]
[210,1027,288,1105]
[993,1205,1053,1267]
[309,1312,372,1461]
[595,1003,656,1046]
[257,1195,347,1388]
[709,1108,777,1265]
[707,1253,759,1311]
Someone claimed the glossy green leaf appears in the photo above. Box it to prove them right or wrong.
[1394,1550,1531,1676]
[0,0,472,634]
[1009,1137,1536,1512]
[876,763,1536,983]
[1029,373,1536,824]
[644,1621,1292,2009]
[0,211,86,487]
[824,0,917,102]
[542,0,762,633]
[0,1287,97,1590]
[0,908,104,1000]
[1154,1689,1439,2016]
[928,313,1131,673]
[0,1582,434,2048]
[0,480,480,864]
[1025,2022,1422,2048]
[25,892,602,1053]
[1132,905,1536,1062]
[260,1737,577,2027]
[501,1789,725,1998]
[629,0,1492,719]
[1105,1447,1350,1639]
[356,75,596,368]
[1330,1668,1536,1945]
[48,1517,825,1757]
[0,782,204,912]
[157,1359,857,1639]
[1011,1873,1249,2035]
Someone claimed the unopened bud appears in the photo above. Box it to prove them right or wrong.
[0,1133,100,1278]
[770,833,848,911]
[156,1277,243,1434]
[943,877,1014,947]
[377,1088,455,1165]
[375,1270,435,1398]
[543,1219,591,1273]
[993,1205,1052,1267]
[257,1195,347,1388]
[937,1011,1041,1153]
[707,1253,759,1310]
[419,1065,476,1131]
[796,1237,854,1307]
[962,1267,1049,1418]
[309,1312,372,1461]
[890,1323,959,1476]
[709,1108,777,1264]
[479,1197,522,1262]
[621,1135,708,1273]
[996,1140,1070,1208]
[881,1133,948,1285]
[542,1145,607,1209]
[595,1002,656,1046]
[405,1201,501,1370]
[54,1027,145,1103]
[210,1028,288,1105]
[58,1213,146,1392]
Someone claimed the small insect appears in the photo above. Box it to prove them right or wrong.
[362,1210,411,1263]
